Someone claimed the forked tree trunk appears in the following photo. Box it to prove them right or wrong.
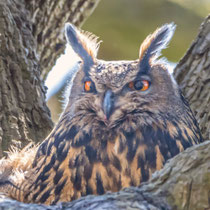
[0,0,100,157]
[0,0,209,209]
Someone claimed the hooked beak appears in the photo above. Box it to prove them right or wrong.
[103,90,114,120]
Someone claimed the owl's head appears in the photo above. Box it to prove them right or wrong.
[64,23,184,131]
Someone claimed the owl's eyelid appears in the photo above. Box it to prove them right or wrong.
[82,76,93,83]
[134,75,151,83]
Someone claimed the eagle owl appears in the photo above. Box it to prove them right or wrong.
[0,23,203,205]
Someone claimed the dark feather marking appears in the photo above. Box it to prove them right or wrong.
[130,179,135,186]
[40,140,48,155]
[142,125,174,162]
[50,153,56,165]
[68,159,74,169]
[101,140,107,150]
[190,127,201,143]
[39,183,47,192]
[54,125,79,148]
[102,154,110,166]
[141,125,156,142]
[81,190,87,197]
[85,145,97,163]
[106,166,113,177]
[112,155,121,171]
[51,197,60,206]
[71,192,77,201]
[155,128,170,158]
[123,131,137,162]
[84,164,93,181]
[175,125,192,149]
[39,188,52,203]
[117,176,122,190]
[145,148,156,169]
[24,190,31,200]
[32,191,39,202]
[96,173,104,195]
[67,125,79,139]
[184,129,193,145]
[125,167,131,177]
[34,140,48,166]
[138,155,149,182]
[56,141,65,153]
[73,168,82,190]
[72,130,92,147]
[74,154,83,167]
[53,133,62,148]
[54,178,67,196]
[40,174,49,183]
[180,138,191,150]
[141,126,157,168]
[68,155,80,169]
[54,170,64,185]
[86,184,93,195]
[41,154,56,175]
[158,144,170,162]
[164,131,180,157]
[32,183,48,201]
[0,180,19,189]
[35,173,49,185]
[47,142,53,156]
[111,175,122,191]
[118,135,125,153]
[51,160,59,171]
[57,143,70,162]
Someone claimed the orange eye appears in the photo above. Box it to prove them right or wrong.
[84,81,94,92]
[139,80,150,91]
[128,80,150,91]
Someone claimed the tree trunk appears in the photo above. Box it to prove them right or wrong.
[0,0,100,157]
[174,15,210,140]
[0,0,209,209]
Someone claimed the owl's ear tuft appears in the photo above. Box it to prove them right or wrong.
[139,23,176,70]
[65,23,101,70]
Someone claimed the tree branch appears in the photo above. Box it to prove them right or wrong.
[25,0,101,78]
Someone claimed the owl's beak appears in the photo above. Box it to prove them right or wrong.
[103,90,114,120]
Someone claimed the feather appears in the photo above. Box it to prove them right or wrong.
[65,23,101,70]
[0,143,38,188]
[139,23,176,70]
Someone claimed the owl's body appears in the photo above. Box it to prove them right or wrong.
[0,23,202,205]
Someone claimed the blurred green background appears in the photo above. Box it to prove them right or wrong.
[48,0,209,122]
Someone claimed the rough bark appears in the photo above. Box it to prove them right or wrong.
[174,15,210,140]
[0,0,100,157]
[25,0,100,79]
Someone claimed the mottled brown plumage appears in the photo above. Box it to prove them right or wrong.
[0,23,203,205]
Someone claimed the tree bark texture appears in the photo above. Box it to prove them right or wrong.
[174,15,210,140]
[0,0,100,157]
[26,0,100,79]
